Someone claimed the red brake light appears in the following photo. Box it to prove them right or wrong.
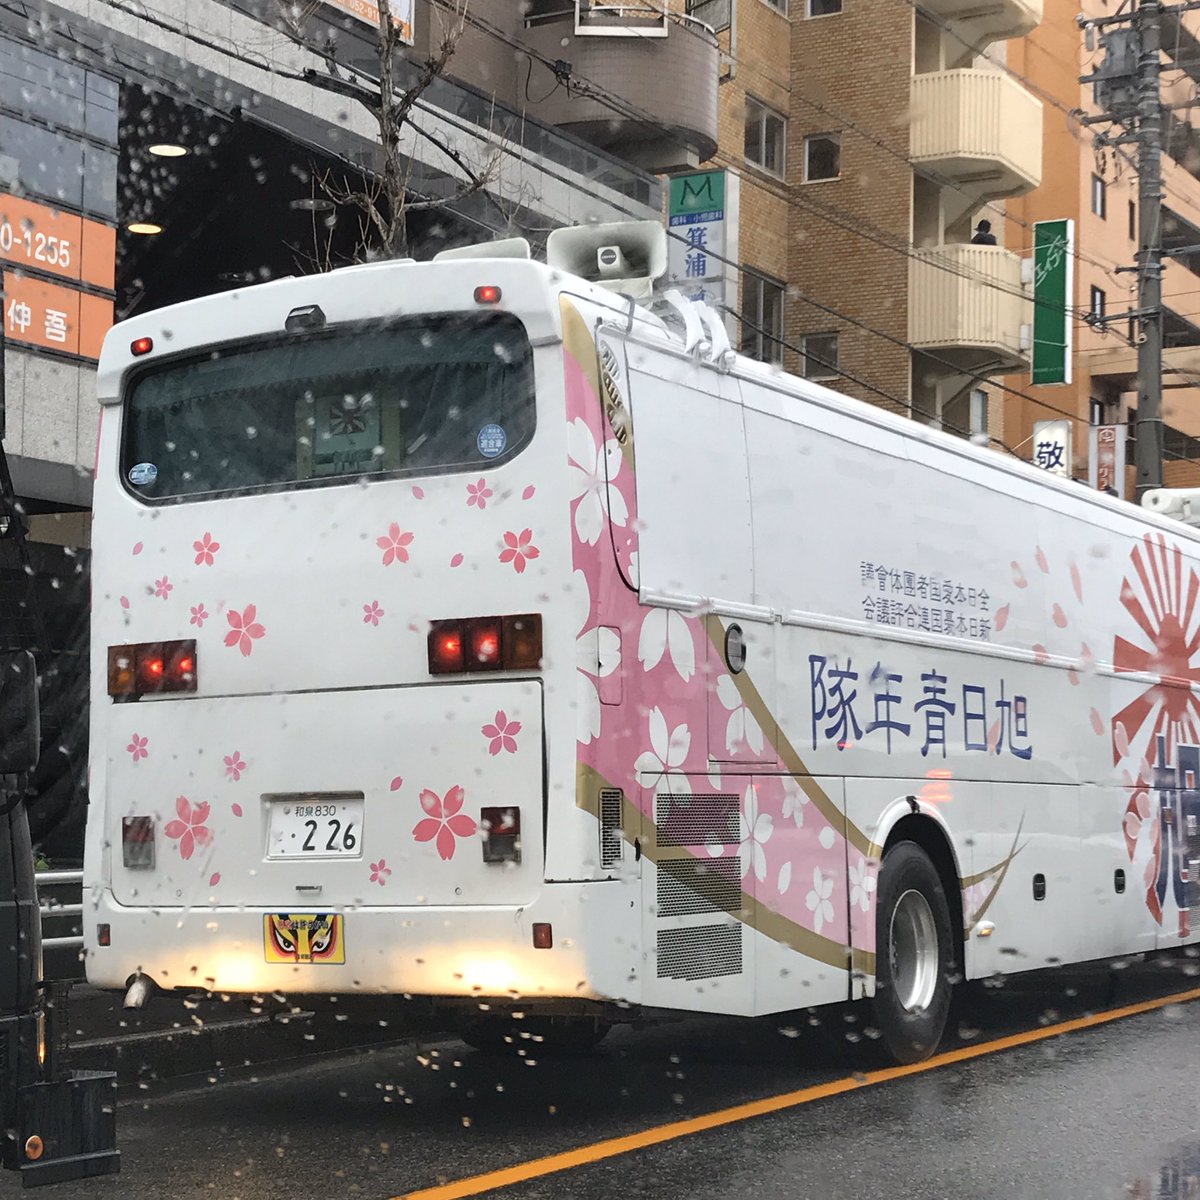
[131,336,153,356]
[428,622,465,674]
[474,285,502,304]
[428,615,542,675]
[109,640,197,698]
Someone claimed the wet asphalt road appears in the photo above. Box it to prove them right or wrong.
[7,956,1200,1200]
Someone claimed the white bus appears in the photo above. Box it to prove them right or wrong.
[84,222,1200,1064]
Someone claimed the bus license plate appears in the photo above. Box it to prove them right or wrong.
[266,794,364,859]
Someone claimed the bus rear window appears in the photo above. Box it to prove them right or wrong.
[120,312,535,500]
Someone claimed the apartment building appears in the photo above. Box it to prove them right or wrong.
[1005,0,1200,492]
[685,0,1042,443]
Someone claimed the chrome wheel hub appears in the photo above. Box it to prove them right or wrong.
[889,888,939,1012]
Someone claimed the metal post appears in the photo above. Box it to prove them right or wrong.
[1135,0,1164,499]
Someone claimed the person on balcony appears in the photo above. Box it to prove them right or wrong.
[970,219,997,246]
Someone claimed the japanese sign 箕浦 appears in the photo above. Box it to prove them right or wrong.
[666,169,740,339]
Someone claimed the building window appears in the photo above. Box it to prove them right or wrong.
[1091,286,1106,320]
[744,98,786,177]
[804,133,841,182]
[808,0,842,13]
[760,0,788,12]
[802,332,839,381]
[1091,174,1107,219]
[1128,199,1136,241]
[685,0,733,29]
[741,274,785,365]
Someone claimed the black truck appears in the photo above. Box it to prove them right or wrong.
[0,655,119,1182]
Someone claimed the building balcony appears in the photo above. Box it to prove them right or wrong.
[918,0,1042,46]
[521,8,719,173]
[910,69,1043,204]
[909,244,1029,372]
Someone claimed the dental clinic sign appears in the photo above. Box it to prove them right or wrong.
[666,169,740,339]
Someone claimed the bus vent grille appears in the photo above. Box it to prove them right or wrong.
[657,856,741,917]
[657,924,742,980]
[599,788,624,868]
[656,794,740,848]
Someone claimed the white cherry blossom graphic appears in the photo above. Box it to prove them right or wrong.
[637,607,696,682]
[778,860,793,896]
[572,571,621,745]
[806,866,836,933]
[781,777,809,828]
[715,674,764,755]
[849,857,877,913]
[633,707,691,799]
[567,417,627,546]
[737,783,773,883]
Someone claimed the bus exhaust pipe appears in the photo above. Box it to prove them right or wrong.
[123,974,155,1010]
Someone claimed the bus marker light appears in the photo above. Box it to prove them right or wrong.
[532,923,553,950]
[97,923,111,946]
[122,816,156,869]
[467,618,503,669]
[481,806,521,863]
[131,336,153,356]
[474,285,502,304]
[107,646,136,696]
[24,1135,44,1162]
[502,614,542,669]
[428,621,465,673]
[109,639,198,698]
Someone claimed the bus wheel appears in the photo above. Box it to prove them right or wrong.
[459,1015,610,1056]
[870,841,955,1065]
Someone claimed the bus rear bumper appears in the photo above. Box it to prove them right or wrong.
[83,881,640,1007]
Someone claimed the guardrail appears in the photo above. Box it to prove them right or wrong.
[37,867,84,953]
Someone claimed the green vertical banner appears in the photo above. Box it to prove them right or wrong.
[1031,218,1074,386]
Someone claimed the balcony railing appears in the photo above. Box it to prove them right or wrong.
[918,0,1042,46]
[909,244,1029,368]
[522,8,719,172]
[910,69,1043,202]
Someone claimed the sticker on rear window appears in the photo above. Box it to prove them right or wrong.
[477,423,507,459]
[128,462,158,486]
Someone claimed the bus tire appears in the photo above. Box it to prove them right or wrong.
[870,840,955,1065]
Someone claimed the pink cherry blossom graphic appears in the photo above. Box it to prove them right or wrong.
[389,776,404,792]
[481,710,522,756]
[411,485,425,500]
[466,478,493,509]
[499,528,540,574]
[190,603,209,628]
[994,603,1010,632]
[127,733,149,763]
[450,553,464,568]
[1090,708,1105,736]
[1071,562,1084,603]
[522,485,536,500]
[1011,562,1027,588]
[209,873,221,887]
[154,576,173,600]
[1051,603,1068,628]
[377,523,414,566]
[193,532,221,566]
[119,596,130,610]
[1035,546,1049,574]
[412,785,477,862]
[369,859,392,886]
[231,803,243,818]
[163,795,212,861]
[224,751,247,781]
[1032,644,1049,664]
[224,604,266,657]
[132,542,143,556]
[363,600,384,626]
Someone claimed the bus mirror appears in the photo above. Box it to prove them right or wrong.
[0,650,39,774]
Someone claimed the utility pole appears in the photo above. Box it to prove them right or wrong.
[1083,0,1177,500]
[1135,0,1164,500]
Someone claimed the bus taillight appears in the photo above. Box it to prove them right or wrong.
[108,639,197,698]
[427,614,542,675]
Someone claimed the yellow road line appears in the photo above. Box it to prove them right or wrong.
[395,985,1200,1200]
